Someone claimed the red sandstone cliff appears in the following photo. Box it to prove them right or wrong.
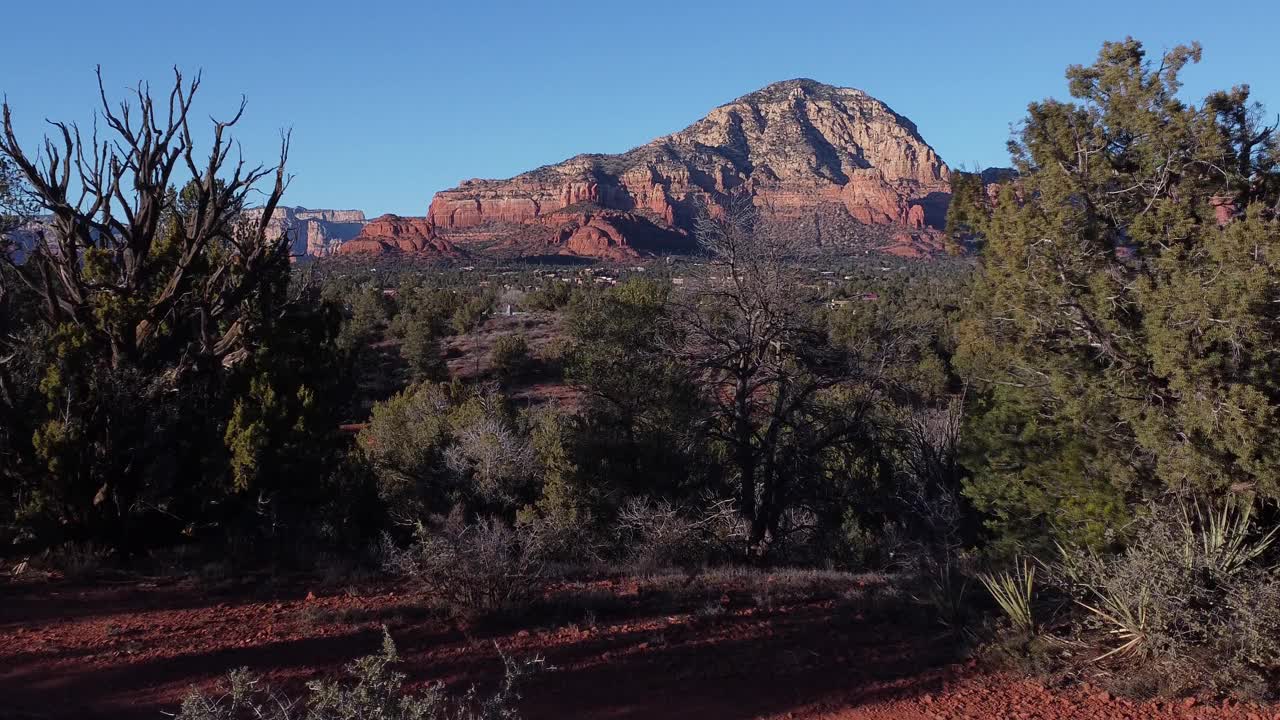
[416,79,951,258]
[336,214,458,256]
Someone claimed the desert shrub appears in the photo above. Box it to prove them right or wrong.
[43,542,111,581]
[175,667,300,720]
[834,513,913,572]
[8,542,114,581]
[1048,499,1280,699]
[359,382,461,519]
[865,402,992,629]
[613,497,742,572]
[175,629,541,720]
[451,294,494,334]
[444,393,540,513]
[399,315,448,383]
[361,383,540,520]
[489,335,532,382]
[521,281,574,312]
[383,514,549,618]
[915,550,976,629]
[614,498,702,571]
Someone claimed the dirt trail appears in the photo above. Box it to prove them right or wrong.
[1,576,1276,720]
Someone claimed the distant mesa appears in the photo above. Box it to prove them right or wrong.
[245,206,367,258]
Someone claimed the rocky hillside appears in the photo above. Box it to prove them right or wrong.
[388,78,953,260]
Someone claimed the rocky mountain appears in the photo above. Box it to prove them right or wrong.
[359,78,953,260]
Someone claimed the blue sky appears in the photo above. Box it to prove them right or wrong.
[2,0,1276,216]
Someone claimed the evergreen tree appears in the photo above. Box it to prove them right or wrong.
[956,39,1280,550]
[943,170,989,254]
[0,71,350,551]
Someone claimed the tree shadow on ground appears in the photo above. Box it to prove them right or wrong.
[0,578,966,720]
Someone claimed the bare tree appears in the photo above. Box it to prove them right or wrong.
[0,66,291,376]
[667,199,892,557]
[895,397,966,553]
[445,393,537,507]
[0,156,38,377]
[0,68,294,547]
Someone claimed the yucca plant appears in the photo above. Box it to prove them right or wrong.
[1078,585,1149,661]
[1185,499,1278,576]
[1053,540,1151,661]
[1051,540,1087,585]
[919,555,972,628]
[979,558,1036,635]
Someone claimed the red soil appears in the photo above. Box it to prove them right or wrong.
[2,573,1278,720]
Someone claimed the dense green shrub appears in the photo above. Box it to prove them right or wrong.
[398,316,448,383]
[518,409,595,535]
[451,294,495,334]
[337,286,392,350]
[387,286,467,381]
[521,281,574,312]
[955,39,1280,551]
[563,279,708,507]
[391,287,466,338]
[490,335,532,382]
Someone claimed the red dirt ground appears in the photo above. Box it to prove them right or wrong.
[3,573,1279,720]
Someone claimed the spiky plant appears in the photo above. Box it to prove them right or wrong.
[979,558,1036,635]
[1078,586,1149,661]
[1185,499,1278,577]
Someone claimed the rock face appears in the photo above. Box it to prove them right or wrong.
[336,214,458,256]
[421,78,951,258]
[543,208,693,260]
[248,206,367,258]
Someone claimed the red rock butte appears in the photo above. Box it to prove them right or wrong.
[336,214,458,256]
[343,78,957,259]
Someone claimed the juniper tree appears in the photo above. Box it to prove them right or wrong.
[955,39,1280,550]
[0,69,318,549]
